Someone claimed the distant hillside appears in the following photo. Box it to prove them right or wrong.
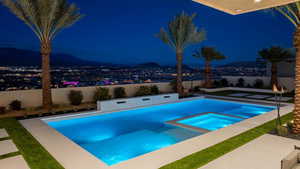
[0,47,103,66]
[135,62,161,68]
[135,62,194,70]
[218,61,266,68]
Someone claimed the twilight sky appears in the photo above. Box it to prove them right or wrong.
[0,0,296,66]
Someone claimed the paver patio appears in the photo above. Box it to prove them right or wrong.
[199,134,300,169]
[0,129,8,139]
[228,93,251,97]
[0,155,30,169]
[246,95,272,99]
[0,140,18,156]
[267,97,293,102]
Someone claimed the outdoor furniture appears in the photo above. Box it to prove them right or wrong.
[281,146,300,169]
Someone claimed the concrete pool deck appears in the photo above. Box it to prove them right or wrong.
[20,96,294,169]
[0,129,8,139]
[199,134,300,169]
[0,140,18,156]
[0,155,30,169]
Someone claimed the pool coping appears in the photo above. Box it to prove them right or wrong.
[20,96,294,169]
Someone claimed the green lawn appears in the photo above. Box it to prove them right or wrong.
[160,113,293,169]
[0,118,64,169]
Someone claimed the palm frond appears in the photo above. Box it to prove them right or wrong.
[259,46,292,63]
[274,2,300,27]
[193,47,226,61]
[1,0,84,42]
[156,28,176,50]
[156,12,206,51]
[49,3,83,39]
[2,0,43,39]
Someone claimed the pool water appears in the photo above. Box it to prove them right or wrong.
[46,98,274,165]
[221,106,269,118]
[178,114,243,131]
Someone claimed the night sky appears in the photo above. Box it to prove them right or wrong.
[0,0,296,66]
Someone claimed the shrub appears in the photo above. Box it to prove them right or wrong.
[135,86,152,96]
[286,90,295,97]
[287,121,293,132]
[150,85,160,95]
[68,90,83,106]
[220,78,229,87]
[169,80,177,92]
[94,87,112,102]
[9,100,21,111]
[253,79,264,88]
[114,87,127,99]
[236,78,245,87]
[193,86,201,92]
[276,126,288,136]
[213,80,221,88]
[246,84,252,88]
[0,106,5,114]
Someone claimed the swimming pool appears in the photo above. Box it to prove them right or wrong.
[46,98,275,165]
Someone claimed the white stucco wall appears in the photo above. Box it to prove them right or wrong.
[222,76,295,91]
[0,80,203,108]
[266,61,295,77]
[0,77,295,109]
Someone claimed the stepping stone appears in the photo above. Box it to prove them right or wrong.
[0,155,30,169]
[0,140,18,156]
[0,129,9,139]
[228,93,251,97]
[267,97,293,102]
[245,95,272,99]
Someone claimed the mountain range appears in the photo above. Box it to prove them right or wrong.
[217,61,266,68]
[0,47,264,69]
[0,47,102,66]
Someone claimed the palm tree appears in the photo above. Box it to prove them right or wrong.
[259,46,292,88]
[273,2,300,133]
[156,12,205,96]
[2,0,83,110]
[193,47,225,88]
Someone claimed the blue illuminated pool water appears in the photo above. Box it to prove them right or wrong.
[46,98,275,165]
[178,114,243,131]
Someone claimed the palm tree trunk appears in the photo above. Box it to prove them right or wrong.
[41,40,53,110]
[204,60,212,88]
[176,50,183,96]
[271,63,278,87]
[293,27,300,133]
